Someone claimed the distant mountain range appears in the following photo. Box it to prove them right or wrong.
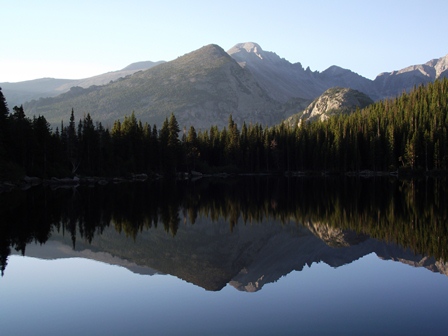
[0,61,164,109]
[229,42,448,102]
[2,42,447,129]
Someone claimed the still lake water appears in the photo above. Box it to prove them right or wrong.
[1,177,448,335]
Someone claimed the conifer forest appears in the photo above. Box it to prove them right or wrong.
[1,79,448,180]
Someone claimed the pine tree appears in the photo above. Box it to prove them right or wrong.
[0,87,9,122]
[0,88,9,157]
[168,114,181,172]
[185,126,199,171]
[66,109,79,174]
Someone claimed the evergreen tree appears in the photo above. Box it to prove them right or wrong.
[0,88,9,157]
[185,126,199,171]
[167,113,181,172]
[0,87,9,122]
[66,109,79,174]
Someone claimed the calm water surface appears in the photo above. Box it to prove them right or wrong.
[1,177,447,335]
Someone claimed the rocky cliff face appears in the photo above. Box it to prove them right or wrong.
[286,87,374,126]
[228,42,324,102]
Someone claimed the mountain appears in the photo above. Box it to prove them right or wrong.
[0,61,164,108]
[121,61,164,71]
[228,42,373,102]
[228,42,448,102]
[230,220,448,292]
[25,44,282,129]
[7,42,448,130]
[55,60,165,92]
[0,78,76,109]
[319,65,375,98]
[373,54,448,99]
[228,42,322,102]
[285,87,374,126]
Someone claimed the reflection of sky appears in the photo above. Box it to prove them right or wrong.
[1,253,448,336]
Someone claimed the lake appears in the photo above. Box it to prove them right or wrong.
[1,177,448,335]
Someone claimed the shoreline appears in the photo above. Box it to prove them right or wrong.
[1,169,446,193]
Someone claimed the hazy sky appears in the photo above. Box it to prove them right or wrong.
[2,0,448,82]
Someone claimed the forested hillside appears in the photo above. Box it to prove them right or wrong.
[1,79,448,180]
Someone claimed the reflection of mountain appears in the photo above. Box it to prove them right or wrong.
[230,221,448,292]
[17,217,448,292]
[13,240,160,276]
[3,177,448,288]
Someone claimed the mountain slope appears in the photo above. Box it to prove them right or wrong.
[1,61,164,108]
[25,44,282,129]
[286,87,374,126]
[373,54,448,98]
[228,42,373,102]
[318,65,375,98]
[228,42,448,103]
[55,60,165,92]
[0,78,76,108]
[228,42,323,102]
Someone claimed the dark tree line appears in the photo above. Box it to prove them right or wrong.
[1,79,448,179]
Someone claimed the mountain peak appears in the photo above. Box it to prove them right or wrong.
[228,42,265,59]
[322,65,349,76]
[182,44,230,62]
[235,42,262,53]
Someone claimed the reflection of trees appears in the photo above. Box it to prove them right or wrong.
[1,177,448,275]
[0,188,66,274]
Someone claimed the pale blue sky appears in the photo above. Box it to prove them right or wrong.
[2,0,448,82]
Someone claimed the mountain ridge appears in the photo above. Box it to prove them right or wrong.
[229,42,448,102]
[0,60,164,108]
[24,44,283,129]
[4,42,448,129]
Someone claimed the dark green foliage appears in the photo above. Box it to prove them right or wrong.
[1,79,448,178]
[0,87,9,122]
